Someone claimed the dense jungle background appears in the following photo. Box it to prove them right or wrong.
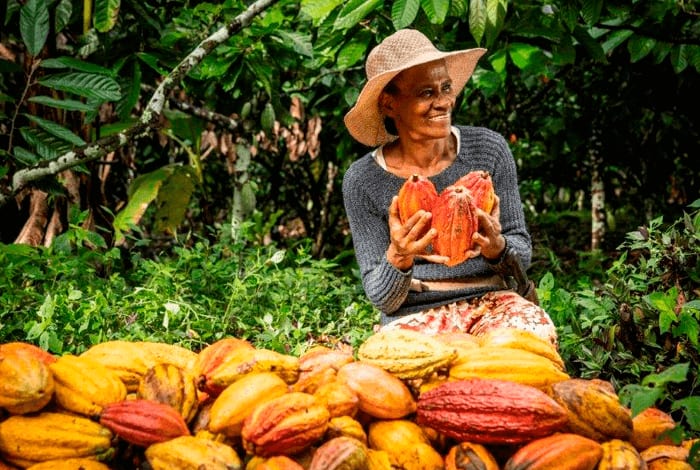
[1,0,700,453]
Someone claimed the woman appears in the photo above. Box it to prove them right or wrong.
[342,29,557,345]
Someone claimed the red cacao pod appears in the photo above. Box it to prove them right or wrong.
[241,392,330,457]
[99,398,190,447]
[430,184,479,266]
[397,174,438,227]
[416,378,568,445]
[455,170,496,213]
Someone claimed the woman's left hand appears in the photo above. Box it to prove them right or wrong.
[471,195,506,260]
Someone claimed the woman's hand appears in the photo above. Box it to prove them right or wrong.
[386,196,449,270]
[471,195,506,260]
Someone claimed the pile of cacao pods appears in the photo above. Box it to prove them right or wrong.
[0,327,696,469]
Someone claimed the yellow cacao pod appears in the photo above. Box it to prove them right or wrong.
[313,379,359,419]
[49,354,127,418]
[25,459,111,470]
[549,378,633,442]
[477,326,565,370]
[448,346,569,390]
[444,442,499,470]
[357,329,458,380]
[325,416,367,445]
[631,407,678,450]
[598,439,646,470]
[137,362,198,423]
[145,435,242,470]
[0,412,113,468]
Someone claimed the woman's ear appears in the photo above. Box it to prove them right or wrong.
[379,92,396,117]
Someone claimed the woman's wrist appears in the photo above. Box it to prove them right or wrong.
[485,236,507,262]
[386,244,413,272]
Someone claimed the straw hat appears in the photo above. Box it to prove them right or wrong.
[344,29,487,147]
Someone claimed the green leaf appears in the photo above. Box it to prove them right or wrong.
[93,0,121,33]
[645,288,678,334]
[671,44,689,74]
[392,0,420,29]
[508,42,541,70]
[333,0,382,31]
[469,0,487,45]
[601,29,633,56]
[573,25,608,63]
[24,114,86,146]
[672,396,700,431]
[12,146,40,165]
[28,96,95,112]
[420,0,448,24]
[580,0,602,25]
[618,383,664,416]
[261,103,276,134]
[40,57,114,76]
[673,311,699,348]
[55,0,72,33]
[19,126,72,160]
[336,32,371,70]
[116,62,142,122]
[114,167,170,243]
[273,30,313,58]
[449,0,468,17]
[136,53,170,76]
[20,0,49,57]
[38,72,121,101]
[627,35,657,63]
[301,0,344,27]
[642,362,690,388]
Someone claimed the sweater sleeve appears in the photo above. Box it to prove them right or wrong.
[342,159,412,314]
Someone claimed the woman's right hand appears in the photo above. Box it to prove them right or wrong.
[386,196,449,270]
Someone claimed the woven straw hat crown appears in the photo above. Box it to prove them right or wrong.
[344,29,486,147]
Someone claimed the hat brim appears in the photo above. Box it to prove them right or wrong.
[344,47,487,147]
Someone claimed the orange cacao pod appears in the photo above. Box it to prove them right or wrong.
[137,362,198,423]
[430,184,479,266]
[308,436,368,470]
[208,371,289,437]
[416,378,568,445]
[455,170,496,213]
[293,346,354,393]
[336,361,416,420]
[194,337,254,390]
[248,455,305,470]
[99,398,190,447]
[313,379,359,418]
[0,342,56,365]
[631,406,678,450]
[444,442,499,470]
[397,174,438,226]
[503,432,603,470]
[25,458,111,470]
[0,346,54,414]
[241,392,330,457]
[548,378,633,442]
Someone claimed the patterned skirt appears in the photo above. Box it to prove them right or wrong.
[380,291,558,346]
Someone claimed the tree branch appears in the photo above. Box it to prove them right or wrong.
[0,0,279,207]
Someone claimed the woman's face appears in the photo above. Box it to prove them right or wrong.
[383,59,456,141]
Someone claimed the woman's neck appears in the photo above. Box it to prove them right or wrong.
[383,133,457,178]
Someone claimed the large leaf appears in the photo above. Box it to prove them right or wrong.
[38,72,121,101]
[580,0,602,26]
[336,31,372,70]
[41,57,114,76]
[392,0,420,29]
[20,0,49,57]
[469,0,487,45]
[114,166,170,243]
[627,35,656,63]
[333,0,382,31]
[273,30,313,58]
[93,0,120,33]
[420,0,448,24]
[28,96,96,112]
[153,166,197,237]
[301,0,344,27]
[19,127,72,160]
[24,114,86,146]
[55,0,72,33]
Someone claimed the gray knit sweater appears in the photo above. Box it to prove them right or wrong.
[342,125,532,325]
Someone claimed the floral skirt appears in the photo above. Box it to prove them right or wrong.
[380,290,558,346]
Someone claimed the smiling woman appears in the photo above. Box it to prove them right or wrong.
[342,29,557,345]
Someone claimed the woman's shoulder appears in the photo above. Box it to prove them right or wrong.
[342,151,380,191]
[455,125,508,146]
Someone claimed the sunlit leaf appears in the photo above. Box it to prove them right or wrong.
[154,166,197,236]
[469,0,487,45]
[333,0,382,31]
[94,0,120,33]
[300,0,344,27]
[420,0,448,24]
[392,0,420,29]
